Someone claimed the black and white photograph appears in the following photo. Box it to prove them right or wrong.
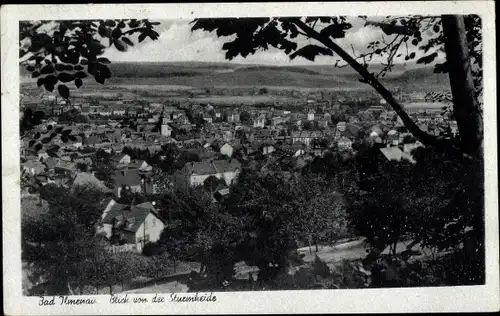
[2,2,499,315]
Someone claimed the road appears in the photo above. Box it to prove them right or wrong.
[124,238,432,292]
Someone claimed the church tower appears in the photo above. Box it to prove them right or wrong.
[160,110,172,137]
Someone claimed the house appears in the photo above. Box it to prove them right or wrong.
[37,147,50,161]
[54,160,77,176]
[44,157,60,171]
[281,142,306,157]
[161,120,173,137]
[260,144,276,155]
[291,130,325,147]
[317,118,329,128]
[252,114,266,128]
[127,159,152,172]
[21,160,46,175]
[127,109,138,117]
[202,114,213,123]
[227,111,240,123]
[379,147,416,163]
[386,129,400,146]
[112,169,143,197]
[307,109,316,121]
[182,159,241,187]
[220,143,234,158]
[271,116,285,126]
[100,201,166,253]
[403,141,425,155]
[337,136,353,151]
[71,172,112,193]
[213,187,231,203]
[336,121,347,132]
[111,153,131,169]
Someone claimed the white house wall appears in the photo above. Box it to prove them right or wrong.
[134,213,165,252]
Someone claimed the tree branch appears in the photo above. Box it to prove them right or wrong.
[290,18,457,152]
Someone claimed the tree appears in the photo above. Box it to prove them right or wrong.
[203,175,226,193]
[240,110,252,124]
[258,87,269,95]
[190,15,482,158]
[20,19,159,99]
[19,19,160,138]
[22,185,106,295]
[91,149,114,188]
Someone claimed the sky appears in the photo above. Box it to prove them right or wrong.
[24,17,441,66]
[99,17,441,66]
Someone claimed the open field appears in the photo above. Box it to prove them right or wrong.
[20,61,449,93]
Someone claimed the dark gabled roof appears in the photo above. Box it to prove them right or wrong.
[44,157,60,170]
[102,203,159,233]
[112,170,142,186]
[111,153,129,162]
[184,159,241,175]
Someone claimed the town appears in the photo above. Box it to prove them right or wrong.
[20,83,460,292]
[18,14,483,296]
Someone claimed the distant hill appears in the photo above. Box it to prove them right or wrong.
[20,61,449,91]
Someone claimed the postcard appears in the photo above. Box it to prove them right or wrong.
[2,1,498,314]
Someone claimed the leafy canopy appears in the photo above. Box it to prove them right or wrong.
[20,19,160,99]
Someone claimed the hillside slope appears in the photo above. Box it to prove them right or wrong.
[20,61,449,91]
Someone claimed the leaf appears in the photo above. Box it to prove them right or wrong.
[121,37,134,46]
[58,84,70,99]
[373,23,415,36]
[80,59,88,65]
[32,71,40,78]
[75,78,83,88]
[75,71,87,78]
[44,75,58,85]
[26,65,35,72]
[433,62,448,73]
[320,24,346,39]
[114,39,128,52]
[37,78,45,87]
[416,52,438,64]
[111,27,122,39]
[40,64,55,74]
[105,20,116,27]
[74,65,84,71]
[55,63,66,71]
[44,83,54,92]
[290,45,333,61]
[148,30,160,40]
[96,57,111,64]
[98,24,111,37]
[138,33,147,43]
[95,75,105,84]
[98,64,111,78]
[57,73,75,83]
